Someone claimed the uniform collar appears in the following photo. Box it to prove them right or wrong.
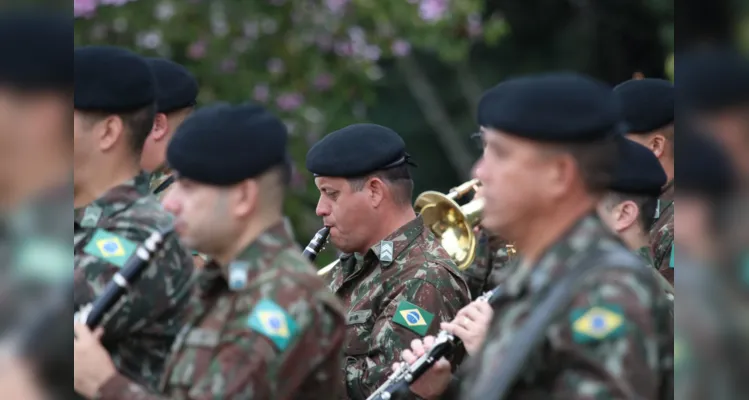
[73,172,151,227]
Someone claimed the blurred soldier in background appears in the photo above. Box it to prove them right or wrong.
[140,57,198,198]
[400,73,672,400]
[679,48,749,189]
[140,57,206,267]
[74,103,346,399]
[305,123,470,399]
[73,46,194,392]
[673,123,747,399]
[462,227,516,299]
[0,9,73,400]
[613,78,675,283]
[597,135,674,297]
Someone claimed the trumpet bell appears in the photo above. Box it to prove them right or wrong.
[415,191,484,271]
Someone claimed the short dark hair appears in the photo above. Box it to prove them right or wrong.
[603,191,660,232]
[347,164,414,206]
[546,136,619,194]
[81,103,156,155]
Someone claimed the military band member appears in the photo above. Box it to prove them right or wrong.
[613,78,674,283]
[305,123,470,399]
[0,11,73,400]
[140,57,198,199]
[597,135,674,297]
[140,57,207,266]
[73,46,194,391]
[680,48,749,188]
[401,73,673,399]
[462,230,516,299]
[74,103,346,400]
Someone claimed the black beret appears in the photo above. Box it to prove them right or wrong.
[0,11,72,89]
[613,78,674,134]
[145,58,199,114]
[609,135,667,197]
[306,123,413,177]
[74,46,155,112]
[677,48,749,112]
[167,103,288,186]
[676,122,737,197]
[477,72,620,142]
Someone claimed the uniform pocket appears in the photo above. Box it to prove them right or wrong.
[167,328,221,387]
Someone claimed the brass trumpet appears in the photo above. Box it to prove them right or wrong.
[316,179,484,276]
[414,179,483,271]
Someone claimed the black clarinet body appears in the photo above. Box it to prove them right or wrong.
[303,226,330,262]
[79,227,173,328]
[367,286,504,400]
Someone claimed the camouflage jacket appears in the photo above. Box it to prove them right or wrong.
[457,214,673,399]
[327,216,470,399]
[148,166,174,202]
[74,173,194,391]
[1,182,73,331]
[650,180,674,285]
[636,246,675,302]
[461,229,517,299]
[96,220,347,400]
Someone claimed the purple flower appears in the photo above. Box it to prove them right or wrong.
[74,0,97,18]
[276,93,304,111]
[325,0,348,14]
[334,41,354,57]
[419,0,448,22]
[313,73,334,91]
[187,40,207,60]
[253,84,270,103]
[267,58,285,75]
[391,39,411,57]
[220,58,237,73]
[466,14,483,38]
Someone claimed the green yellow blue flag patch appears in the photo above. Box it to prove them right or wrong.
[570,304,626,344]
[247,299,298,351]
[82,229,137,268]
[392,300,434,336]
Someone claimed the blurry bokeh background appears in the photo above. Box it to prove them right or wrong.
[74,0,675,263]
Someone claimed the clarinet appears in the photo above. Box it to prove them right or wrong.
[303,226,330,262]
[74,227,173,328]
[366,286,504,400]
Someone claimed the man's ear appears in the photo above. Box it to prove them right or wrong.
[233,179,259,218]
[367,177,386,208]
[150,113,169,141]
[649,134,667,159]
[615,200,640,231]
[98,115,124,152]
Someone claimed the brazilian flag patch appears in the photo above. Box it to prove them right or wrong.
[570,304,627,344]
[82,229,137,268]
[392,300,434,336]
[247,299,298,351]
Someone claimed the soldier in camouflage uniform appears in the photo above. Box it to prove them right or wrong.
[400,73,673,400]
[613,78,675,284]
[72,46,194,392]
[0,11,74,400]
[140,57,198,199]
[74,103,346,400]
[597,135,674,297]
[672,122,745,399]
[305,123,470,399]
[139,57,208,267]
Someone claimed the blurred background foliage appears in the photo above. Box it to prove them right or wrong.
[75,0,673,264]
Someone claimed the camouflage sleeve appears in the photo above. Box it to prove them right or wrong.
[75,230,193,343]
[547,269,664,398]
[345,273,468,399]
[98,279,344,400]
[650,217,673,284]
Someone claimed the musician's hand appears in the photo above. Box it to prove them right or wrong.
[73,323,115,399]
[391,336,452,400]
[440,301,493,356]
[0,357,45,400]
